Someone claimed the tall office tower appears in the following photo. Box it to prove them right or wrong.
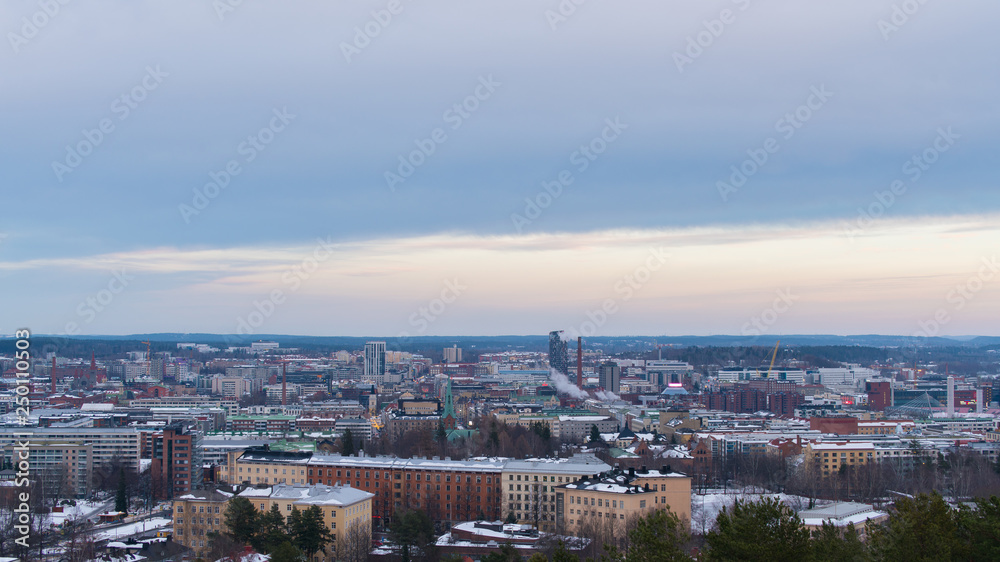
[444,345,462,363]
[548,331,569,377]
[598,362,621,394]
[364,341,386,385]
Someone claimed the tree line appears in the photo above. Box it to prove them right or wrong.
[488,493,1000,562]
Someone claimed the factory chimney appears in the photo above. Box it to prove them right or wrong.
[282,362,287,407]
[51,356,57,393]
[946,375,955,417]
[577,337,584,391]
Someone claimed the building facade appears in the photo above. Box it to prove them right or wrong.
[225,449,504,527]
[238,483,374,562]
[363,341,386,385]
[151,423,205,499]
[501,455,611,531]
[171,489,233,556]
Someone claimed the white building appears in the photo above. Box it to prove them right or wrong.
[363,341,386,385]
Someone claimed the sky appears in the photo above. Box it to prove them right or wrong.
[1,0,998,337]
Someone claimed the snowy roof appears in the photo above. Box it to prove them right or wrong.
[307,453,506,472]
[798,502,887,527]
[504,455,611,474]
[810,442,875,451]
[241,483,373,507]
[558,415,611,422]
[564,481,650,494]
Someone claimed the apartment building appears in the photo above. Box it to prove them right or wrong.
[805,442,875,477]
[501,455,611,531]
[0,440,93,498]
[385,414,441,441]
[172,489,233,556]
[632,466,692,522]
[224,448,504,526]
[238,483,374,562]
[556,415,618,443]
[150,423,205,499]
[335,417,373,441]
[554,470,683,534]
[0,427,141,472]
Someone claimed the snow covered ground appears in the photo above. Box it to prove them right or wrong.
[690,488,832,535]
[92,517,172,541]
[46,499,110,527]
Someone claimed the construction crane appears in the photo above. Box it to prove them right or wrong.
[764,340,780,378]
[141,340,152,377]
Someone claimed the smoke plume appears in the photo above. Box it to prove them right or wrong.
[548,368,588,399]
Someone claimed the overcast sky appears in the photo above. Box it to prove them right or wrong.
[2,0,998,337]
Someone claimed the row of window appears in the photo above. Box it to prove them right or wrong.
[237,464,491,484]
[509,474,570,483]
[175,517,220,526]
[175,505,220,514]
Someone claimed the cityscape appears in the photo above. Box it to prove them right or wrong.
[2,334,1000,561]
[3,1,1000,561]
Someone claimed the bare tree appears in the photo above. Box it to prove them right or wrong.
[61,516,97,562]
[336,519,372,562]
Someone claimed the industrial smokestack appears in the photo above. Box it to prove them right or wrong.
[946,375,955,417]
[577,337,584,391]
[52,356,57,394]
[282,362,287,407]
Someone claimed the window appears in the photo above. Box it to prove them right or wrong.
[640,500,646,508]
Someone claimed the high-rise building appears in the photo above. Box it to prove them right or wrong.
[151,423,204,499]
[444,345,462,363]
[364,341,386,385]
[548,331,568,377]
[598,362,621,394]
